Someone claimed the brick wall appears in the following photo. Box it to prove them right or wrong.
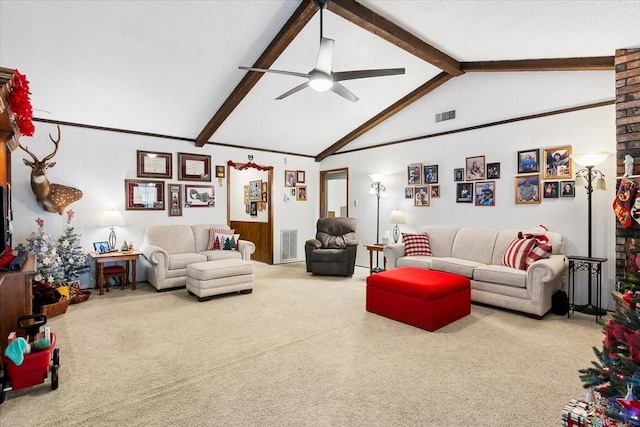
[616,48,640,284]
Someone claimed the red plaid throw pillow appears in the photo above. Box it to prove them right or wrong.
[502,238,537,270]
[402,233,432,256]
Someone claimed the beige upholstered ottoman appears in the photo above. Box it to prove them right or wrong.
[186,259,254,301]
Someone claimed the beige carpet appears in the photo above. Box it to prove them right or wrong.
[0,262,603,426]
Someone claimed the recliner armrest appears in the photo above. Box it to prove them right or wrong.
[306,239,322,249]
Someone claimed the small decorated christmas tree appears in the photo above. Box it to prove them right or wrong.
[57,209,89,282]
[579,309,640,426]
[26,217,65,285]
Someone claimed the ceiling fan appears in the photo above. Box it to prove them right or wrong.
[239,0,405,102]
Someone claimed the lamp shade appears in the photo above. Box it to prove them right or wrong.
[99,210,125,227]
[595,178,607,191]
[570,152,610,167]
[574,175,587,187]
[388,209,406,224]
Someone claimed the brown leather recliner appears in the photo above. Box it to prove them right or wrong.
[305,217,358,277]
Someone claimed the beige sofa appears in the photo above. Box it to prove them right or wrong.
[383,226,567,318]
[139,224,255,291]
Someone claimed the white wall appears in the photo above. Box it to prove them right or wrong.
[320,71,617,310]
[10,127,319,285]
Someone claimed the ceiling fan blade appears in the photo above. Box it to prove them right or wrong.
[275,81,310,100]
[239,66,310,79]
[315,37,335,75]
[332,68,405,82]
[330,82,359,102]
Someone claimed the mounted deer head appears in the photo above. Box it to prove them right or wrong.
[19,125,83,215]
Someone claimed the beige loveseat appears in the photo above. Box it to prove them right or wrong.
[139,224,255,291]
[383,226,567,318]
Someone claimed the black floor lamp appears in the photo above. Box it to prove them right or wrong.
[572,152,609,315]
[369,173,386,272]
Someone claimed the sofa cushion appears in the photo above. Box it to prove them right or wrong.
[473,264,527,289]
[450,227,499,264]
[144,225,196,255]
[202,250,242,261]
[502,238,537,270]
[402,233,432,256]
[397,255,433,269]
[417,226,459,257]
[168,253,207,270]
[430,257,484,278]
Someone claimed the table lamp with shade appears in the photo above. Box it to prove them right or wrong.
[570,151,610,315]
[388,209,406,243]
[99,209,125,251]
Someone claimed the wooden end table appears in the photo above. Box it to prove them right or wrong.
[365,244,387,274]
[89,251,141,295]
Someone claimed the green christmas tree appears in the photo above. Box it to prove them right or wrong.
[57,209,90,282]
[579,309,640,426]
[26,217,65,285]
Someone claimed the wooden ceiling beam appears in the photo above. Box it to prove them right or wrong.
[315,72,453,161]
[194,0,317,147]
[327,0,462,76]
[461,56,614,72]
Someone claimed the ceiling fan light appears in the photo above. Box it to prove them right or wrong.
[309,75,333,92]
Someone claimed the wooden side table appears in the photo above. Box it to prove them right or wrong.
[365,244,387,274]
[89,251,141,295]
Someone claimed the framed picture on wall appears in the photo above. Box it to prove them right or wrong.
[465,156,485,181]
[430,185,440,198]
[543,146,572,179]
[125,179,165,210]
[184,184,215,207]
[487,162,500,179]
[296,170,306,184]
[423,165,438,184]
[285,170,296,187]
[167,183,182,217]
[474,181,495,206]
[414,186,429,206]
[404,187,414,199]
[454,168,464,182]
[296,185,307,201]
[517,149,539,174]
[407,163,422,185]
[215,165,225,178]
[178,152,211,182]
[249,180,262,201]
[560,180,575,197]
[543,181,559,199]
[456,183,473,203]
[514,174,540,204]
[137,150,172,179]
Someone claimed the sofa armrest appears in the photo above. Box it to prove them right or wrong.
[345,240,359,247]
[140,243,169,268]
[383,243,406,269]
[237,239,255,261]
[527,254,567,283]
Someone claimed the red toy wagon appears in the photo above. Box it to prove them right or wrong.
[0,314,59,403]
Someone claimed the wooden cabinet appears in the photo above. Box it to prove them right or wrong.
[0,254,35,357]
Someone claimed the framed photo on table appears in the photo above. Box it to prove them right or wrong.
[543,146,572,179]
[184,184,215,207]
[125,179,165,210]
[178,152,211,182]
[167,183,182,217]
[137,150,172,178]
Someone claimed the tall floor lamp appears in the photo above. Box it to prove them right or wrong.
[369,173,386,272]
[572,152,609,315]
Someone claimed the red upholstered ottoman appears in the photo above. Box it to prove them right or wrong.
[366,267,471,331]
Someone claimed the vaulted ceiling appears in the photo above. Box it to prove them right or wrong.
[1,1,638,160]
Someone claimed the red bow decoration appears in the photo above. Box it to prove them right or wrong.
[227,160,272,171]
[8,69,35,137]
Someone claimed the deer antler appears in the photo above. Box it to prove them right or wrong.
[17,141,39,163]
[42,124,61,162]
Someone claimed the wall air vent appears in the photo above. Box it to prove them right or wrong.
[280,229,298,261]
[435,110,456,122]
